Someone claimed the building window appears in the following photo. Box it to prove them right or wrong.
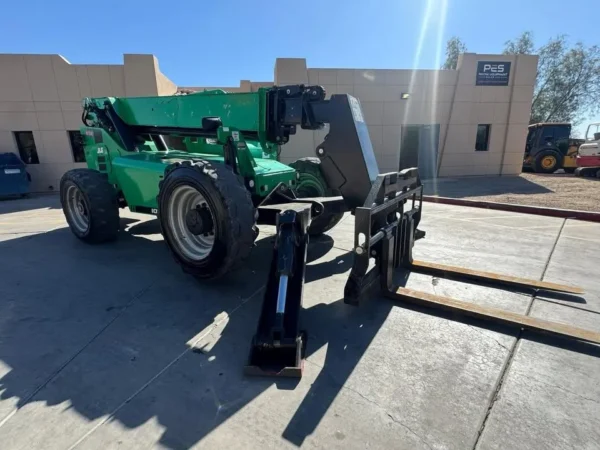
[475,124,491,151]
[14,131,40,164]
[68,131,86,163]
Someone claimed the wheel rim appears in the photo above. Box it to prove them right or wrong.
[542,156,556,169]
[65,184,90,234]
[166,185,216,261]
[296,174,326,198]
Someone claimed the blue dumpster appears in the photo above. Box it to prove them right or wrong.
[0,153,30,197]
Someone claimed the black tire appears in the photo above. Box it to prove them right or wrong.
[60,169,119,243]
[290,157,345,236]
[575,167,598,178]
[158,160,256,279]
[564,167,576,174]
[533,150,562,174]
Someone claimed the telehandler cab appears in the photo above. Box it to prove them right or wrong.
[60,85,597,377]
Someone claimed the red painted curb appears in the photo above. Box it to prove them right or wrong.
[422,195,600,223]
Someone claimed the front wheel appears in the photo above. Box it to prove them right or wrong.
[534,150,562,174]
[158,160,256,279]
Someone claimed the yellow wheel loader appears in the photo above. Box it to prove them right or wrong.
[523,123,584,174]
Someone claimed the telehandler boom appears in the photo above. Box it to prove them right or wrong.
[60,85,597,378]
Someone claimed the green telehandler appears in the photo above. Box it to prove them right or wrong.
[60,85,596,377]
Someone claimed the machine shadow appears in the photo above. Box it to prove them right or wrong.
[124,217,162,235]
[0,221,275,448]
[0,216,350,449]
[423,175,552,198]
[0,193,61,214]
[540,291,587,303]
[0,218,598,449]
[280,274,600,446]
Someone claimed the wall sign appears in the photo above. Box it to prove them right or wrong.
[476,61,511,86]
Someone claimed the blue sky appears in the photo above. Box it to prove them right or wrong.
[1,0,598,130]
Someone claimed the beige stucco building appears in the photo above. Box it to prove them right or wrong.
[0,54,177,192]
[0,52,537,192]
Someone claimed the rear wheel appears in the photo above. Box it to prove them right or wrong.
[534,150,561,174]
[290,157,344,236]
[158,160,256,279]
[60,169,120,243]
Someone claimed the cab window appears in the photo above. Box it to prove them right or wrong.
[554,127,570,153]
[541,126,554,144]
[526,128,538,150]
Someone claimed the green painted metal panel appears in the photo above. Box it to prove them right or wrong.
[111,151,295,209]
[111,90,264,132]
[183,137,279,160]
[79,87,299,212]
[111,154,166,208]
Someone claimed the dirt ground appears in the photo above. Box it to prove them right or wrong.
[424,173,600,212]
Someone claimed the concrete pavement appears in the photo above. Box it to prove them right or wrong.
[0,195,599,449]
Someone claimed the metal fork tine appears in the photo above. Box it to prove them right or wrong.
[390,287,600,344]
[411,260,584,294]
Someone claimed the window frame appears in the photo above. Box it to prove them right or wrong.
[13,131,40,164]
[475,124,491,152]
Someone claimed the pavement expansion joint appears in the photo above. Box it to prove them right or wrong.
[471,218,567,450]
